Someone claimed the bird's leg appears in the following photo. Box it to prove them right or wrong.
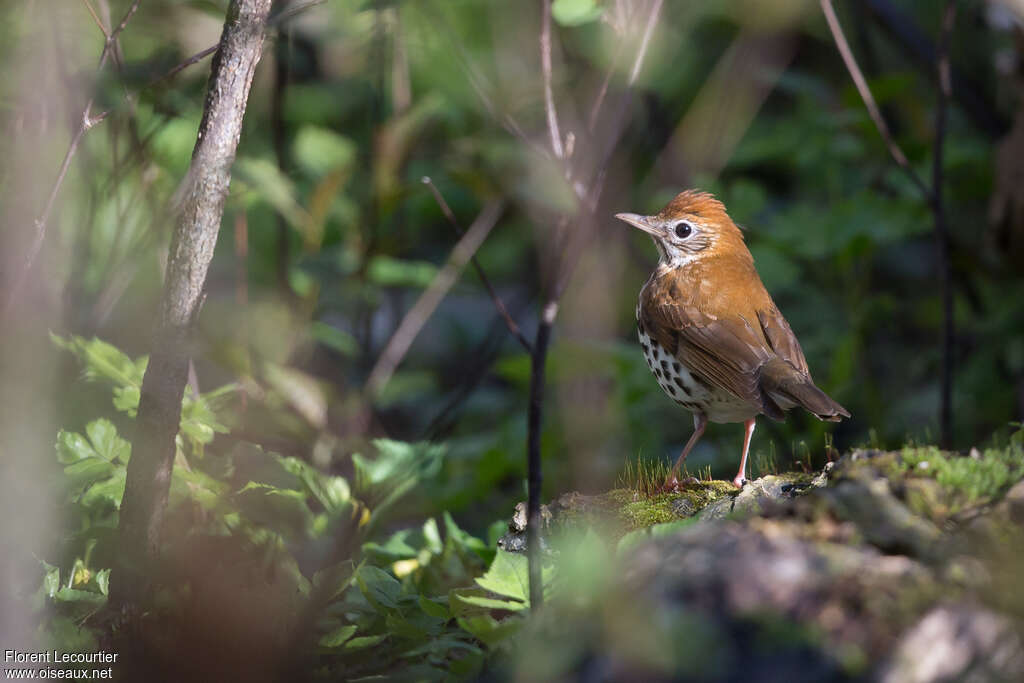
[732,418,756,488]
[664,413,707,491]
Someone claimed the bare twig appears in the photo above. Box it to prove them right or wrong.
[526,0,663,611]
[364,200,505,398]
[422,177,532,353]
[541,0,564,159]
[933,1,956,448]
[149,45,219,86]
[81,0,109,38]
[820,0,932,201]
[526,299,556,609]
[587,39,625,132]
[424,1,553,161]
[3,0,140,316]
[628,0,662,87]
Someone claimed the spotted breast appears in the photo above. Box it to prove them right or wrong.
[635,300,760,425]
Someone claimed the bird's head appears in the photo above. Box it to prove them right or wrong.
[615,190,747,268]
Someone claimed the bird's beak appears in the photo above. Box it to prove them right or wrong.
[615,212,661,237]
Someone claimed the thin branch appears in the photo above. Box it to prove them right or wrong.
[933,1,956,448]
[540,0,564,159]
[627,0,662,87]
[149,45,219,86]
[820,0,932,202]
[108,0,141,41]
[269,0,326,24]
[424,1,553,161]
[526,0,664,612]
[422,177,532,353]
[3,0,140,316]
[587,38,625,132]
[526,299,556,610]
[364,200,505,398]
[81,0,110,38]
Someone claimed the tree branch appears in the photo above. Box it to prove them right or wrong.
[114,0,273,604]
[2,0,140,318]
[422,177,532,353]
[820,0,932,202]
[526,0,663,611]
[541,0,564,160]
[364,200,505,398]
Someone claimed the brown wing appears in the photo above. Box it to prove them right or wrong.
[757,304,810,376]
[641,296,783,419]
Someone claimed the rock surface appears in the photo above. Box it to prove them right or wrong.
[501,447,1024,681]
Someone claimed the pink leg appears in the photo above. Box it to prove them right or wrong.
[667,413,708,484]
[732,418,756,488]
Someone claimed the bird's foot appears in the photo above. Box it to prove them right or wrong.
[661,475,700,493]
[731,475,747,489]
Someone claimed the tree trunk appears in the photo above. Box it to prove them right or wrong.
[114,0,272,603]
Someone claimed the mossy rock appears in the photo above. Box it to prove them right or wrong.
[494,440,1024,681]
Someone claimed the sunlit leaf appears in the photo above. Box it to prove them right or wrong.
[552,0,603,26]
[294,126,357,177]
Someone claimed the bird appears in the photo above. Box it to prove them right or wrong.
[615,190,849,489]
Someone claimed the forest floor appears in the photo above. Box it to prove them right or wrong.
[497,444,1024,681]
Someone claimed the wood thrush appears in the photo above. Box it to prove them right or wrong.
[616,190,849,489]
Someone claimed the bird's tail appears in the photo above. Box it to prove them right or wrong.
[760,358,850,422]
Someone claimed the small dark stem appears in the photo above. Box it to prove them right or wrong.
[933,1,956,449]
[527,300,557,609]
[149,45,219,86]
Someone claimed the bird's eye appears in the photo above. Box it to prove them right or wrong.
[674,222,693,239]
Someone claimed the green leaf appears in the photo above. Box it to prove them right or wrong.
[444,511,493,564]
[50,334,144,388]
[86,419,130,463]
[418,595,449,619]
[80,469,126,510]
[63,458,116,493]
[366,255,439,288]
[456,614,522,648]
[293,126,357,177]
[363,528,422,563]
[279,457,350,514]
[318,624,358,648]
[474,550,529,603]
[450,587,525,613]
[356,565,402,609]
[312,560,356,601]
[41,561,60,598]
[112,386,140,415]
[53,588,106,605]
[355,440,445,527]
[344,635,387,651]
[235,157,308,229]
[56,430,96,464]
[311,321,359,357]
[551,0,603,26]
[94,569,110,596]
[235,482,312,537]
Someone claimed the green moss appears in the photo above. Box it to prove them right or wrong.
[898,439,1024,512]
[601,482,737,531]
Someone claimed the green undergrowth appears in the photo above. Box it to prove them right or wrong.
[604,482,738,530]
[898,438,1024,511]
